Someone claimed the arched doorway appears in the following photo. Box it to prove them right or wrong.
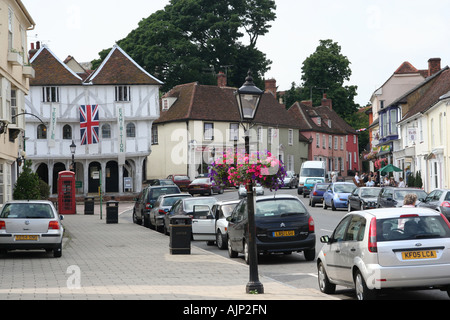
[52,162,66,194]
[36,163,48,184]
[88,162,101,193]
[106,161,118,193]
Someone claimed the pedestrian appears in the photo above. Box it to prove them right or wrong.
[389,177,397,187]
[331,172,337,183]
[398,177,405,188]
[383,175,389,186]
[403,193,418,207]
[354,171,360,185]
[365,177,375,187]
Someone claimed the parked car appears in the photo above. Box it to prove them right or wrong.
[133,185,181,225]
[0,200,64,258]
[163,197,218,236]
[281,171,298,189]
[212,200,240,249]
[323,182,356,211]
[317,207,450,300]
[149,179,176,186]
[167,174,191,191]
[418,189,450,220]
[238,184,264,199]
[309,183,331,207]
[348,187,382,211]
[227,194,316,264]
[146,193,192,231]
[301,177,325,197]
[377,187,427,208]
[188,177,223,196]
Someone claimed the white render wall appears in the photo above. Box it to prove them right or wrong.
[25,83,160,195]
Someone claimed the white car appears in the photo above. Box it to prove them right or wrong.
[212,200,239,249]
[317,207,450,300]
[238,184,264,199]
[0,200,64,258]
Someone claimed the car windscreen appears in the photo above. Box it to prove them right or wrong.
[361,188,381,197]
[394,190,427,201]
[256,199,307,217]
[334,184,356,193]
[315,184,330,191]
[300,168,324,177]
[150,187,180,199]
[174,176,189,181]
[377,215,450,241]
[0,203,54,219]
[305,178,323,184]
[221,203,238,217]
[184,198,216,211]
[162,195,191,207]
[191,178,210,184]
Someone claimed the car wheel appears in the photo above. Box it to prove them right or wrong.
[303,248,315,261]
[216,230,227,250]
[318,261,336,294]
[227,237,238,258]
[331,200,336,211]
[53,242,62,258]
[354,270,377,300]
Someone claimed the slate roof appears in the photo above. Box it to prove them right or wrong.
[401,67,450,121]
[29,44,162,86]
[155,82,310,142]
[287,102,356,135]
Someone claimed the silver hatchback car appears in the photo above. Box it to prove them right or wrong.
[317,207,450,300]
[0,201,64,257]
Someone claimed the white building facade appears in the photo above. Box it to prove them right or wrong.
[25,44,162,196]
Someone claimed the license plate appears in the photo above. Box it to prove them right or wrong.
[402,250,437,260]
[273,230,295,237]
[15,235,39,241]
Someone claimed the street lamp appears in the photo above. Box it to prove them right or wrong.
[235,70,264,294]
[70,140,76,173]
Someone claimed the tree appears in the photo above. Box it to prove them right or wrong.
[13,160,41,200]
[92,0,276,92]
[285,39,360,120]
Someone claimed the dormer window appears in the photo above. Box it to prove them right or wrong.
[328,119,331,127]
[162,97,178,111]
[312,116,321,126]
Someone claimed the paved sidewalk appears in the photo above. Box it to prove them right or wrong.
[0,202,335,300]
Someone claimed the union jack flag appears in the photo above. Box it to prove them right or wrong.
[80,105,99,145]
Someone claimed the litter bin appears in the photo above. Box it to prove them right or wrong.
[84,197,95,215]
[169,215,192,254]
[106,200,119,224]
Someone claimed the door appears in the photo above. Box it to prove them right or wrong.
[325,215,352,281]
[227,201,247,253]
[335,215,366,284]
[192,205,216,241]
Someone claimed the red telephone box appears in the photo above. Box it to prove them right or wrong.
[58,171,76,214]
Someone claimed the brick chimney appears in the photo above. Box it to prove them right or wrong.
[301,100,313,107]
[428,58,441,76]
[217,71,226,87]
[28,42,38,60]
[265,78,277,97]
[321,93,332,110]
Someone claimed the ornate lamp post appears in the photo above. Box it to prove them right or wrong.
[235,70,264,294]
[70,140,76,173]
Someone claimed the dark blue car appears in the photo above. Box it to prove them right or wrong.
[309,183,331,207]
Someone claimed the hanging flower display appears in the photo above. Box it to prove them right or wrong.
[374,158,388,170]
[209,150,287,191]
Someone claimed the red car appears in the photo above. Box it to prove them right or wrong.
[188,178,223,196]
[167,175,191,191]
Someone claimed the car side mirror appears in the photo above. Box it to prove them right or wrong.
[226,216,233,222]
[320,235,330,243]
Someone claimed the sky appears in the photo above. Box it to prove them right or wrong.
[21,0,450,107]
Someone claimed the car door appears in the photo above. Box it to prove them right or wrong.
[192,205,216,241]
[336,214,366,284]
[227,201,247,252]
[324,215,352,281]
[348,188,359,210]
[324,185,332,206]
